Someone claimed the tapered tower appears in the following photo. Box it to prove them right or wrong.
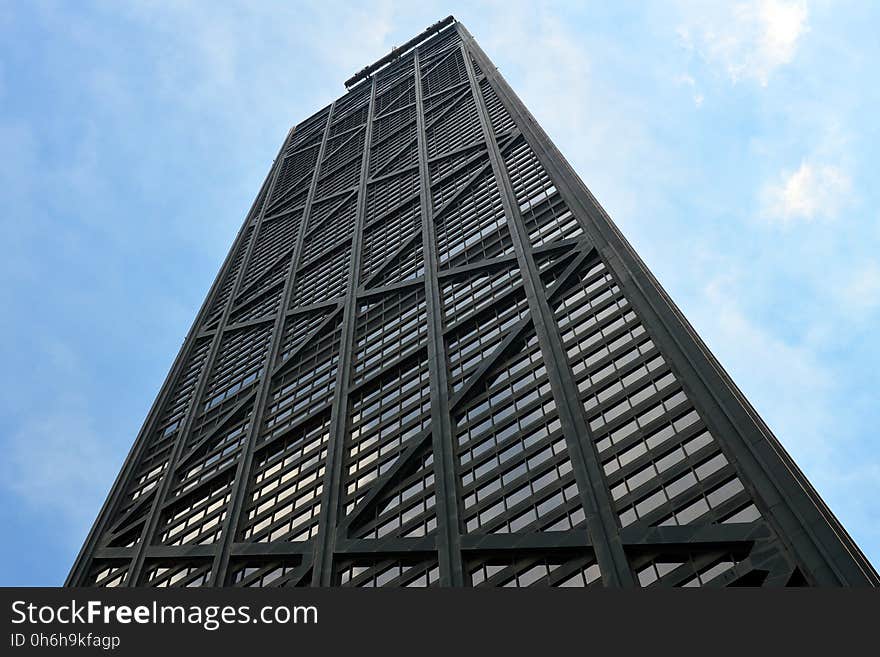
[68,17,877,587]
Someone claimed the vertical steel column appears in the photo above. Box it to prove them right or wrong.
[124,129,296,586]
[209,103,336,585]
[312,78,378,586]
[459,38,635,587]
[65,152,282,586]
[413,50,465,586]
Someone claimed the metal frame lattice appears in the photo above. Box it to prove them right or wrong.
[68,18,878,588]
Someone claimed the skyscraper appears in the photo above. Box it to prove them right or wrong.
[68,17,877,588]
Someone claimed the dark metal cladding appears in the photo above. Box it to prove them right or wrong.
[68,19,878,588]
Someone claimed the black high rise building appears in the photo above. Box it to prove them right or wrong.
[68,17,877,588]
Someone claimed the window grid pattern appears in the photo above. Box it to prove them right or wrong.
[552,258,761,530]
[441,264,521,327]
[305,192,355,237]
[173,407,253,499]
[320,128,366,177]
[374,140,419,180]
[299,196,357,266]
[425,90,482,158]
[203,225,254,329]
[434,168,514,269]
[336,559,440,587]
[240,211,303,291]
[334,91,369,122]
[287,105,331,153]
[269,165,311,213]
[423,79,469,113]
[344,357,432,510]
[360,203,421,284]
[455,333,587,535]
[535,248,577,288]
[445,286,530,391]
[430,150,490,210]
[228,280,285,325]
[504,136,583,247]
[421,47,469,97]
[353,289,428,385]
[263,318,342,442]
[478,73,516,135]
[370,108,417,176]
[283,130,322,161]
[235,256,289,310]
[376,57,415,93]
[155,473,232,546]
[141,562,212,588]
[239,413,330,543]
[371,134,418,180]
[368,56,419,178]
[119,340,210,515]
[270,144,320,207]
[328,100,369,139]
[201,325,272,414]
[314,156,361,201]
[351,449,437,539]
[278,310,335,364]
[417,21,459,60]
[108,337,213,540]
[469,553,601,588]
[374,240,426,287]
[366,169,420,223]
[428,142,485,184]
[634,551,745,588]
[265,186,308,225]
[374,68,416,118]
[291,243,351,307]
[228,560,304,587]
[88,561,128,588]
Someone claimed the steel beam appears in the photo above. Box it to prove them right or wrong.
[311,79,378,586]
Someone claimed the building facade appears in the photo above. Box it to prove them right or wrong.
[68,17,877,587]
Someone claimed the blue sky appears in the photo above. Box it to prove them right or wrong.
[1,1,877,586]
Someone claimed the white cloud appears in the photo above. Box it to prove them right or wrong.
[676,73,704,107]
[678,0,809,86]
[762,161,852,222]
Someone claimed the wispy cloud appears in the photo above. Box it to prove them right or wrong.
[678,0,809,86]
[676,73,704,107]
[762,161,852,222]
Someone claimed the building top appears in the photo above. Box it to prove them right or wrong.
[344,15,456,90]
